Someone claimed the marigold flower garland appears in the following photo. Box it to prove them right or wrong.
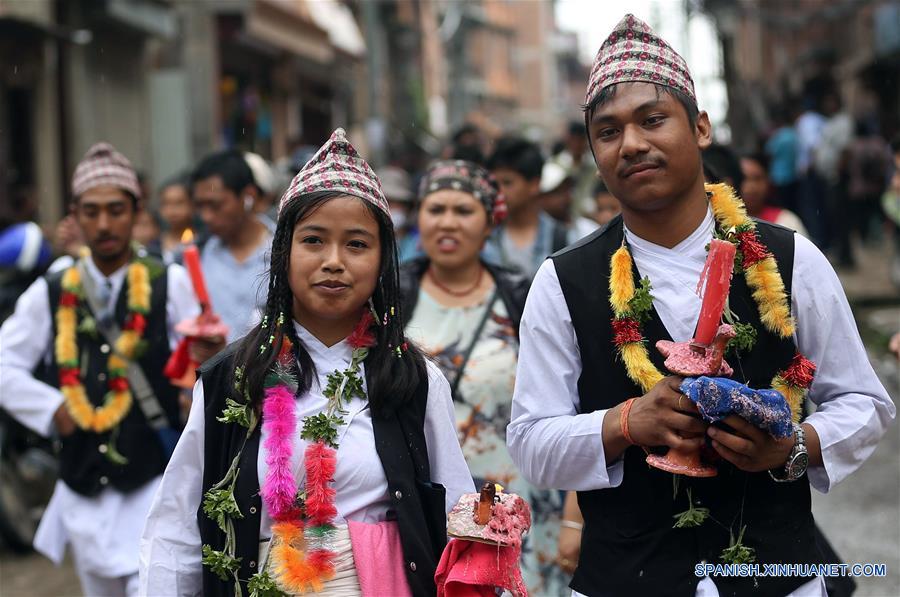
[55,262,150,434]
[260,311,377,595]
[609,184,816,422]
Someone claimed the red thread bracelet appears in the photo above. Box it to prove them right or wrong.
[620,397,637,445]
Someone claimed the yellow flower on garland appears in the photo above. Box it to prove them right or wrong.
[708,183,795,339]
[609,245,635,317]
[708,182,748,231]
[55,308,79,365]
[62,385,95,430]
[91,391,132,432]
[621,342,665,393]
[745,258,795,338]
[55,261,151,434]
[115,330,141,359]
[609,245,665,392]
[127,262,151,314]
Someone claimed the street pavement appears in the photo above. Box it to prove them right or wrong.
[0,240,897,597]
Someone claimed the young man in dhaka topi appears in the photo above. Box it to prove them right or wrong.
[0,142,221,596]
[507,14,894,597]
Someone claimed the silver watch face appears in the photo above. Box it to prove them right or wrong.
[788,452,809,478]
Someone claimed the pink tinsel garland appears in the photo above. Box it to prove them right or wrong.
[261,383,298,521]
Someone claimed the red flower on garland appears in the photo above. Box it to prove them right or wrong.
[782,353,817,389]
[347,311,376,349]
[59,368,81,386]
[307,549,337,575]
[612,318,643,346]
[60,292,79,308]
[124,313,147,335]
[736,231,770,268]
[304,441,338,524]
[277,336,294,365]
[108,377,129,392]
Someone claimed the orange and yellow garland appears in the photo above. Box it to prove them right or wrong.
[56,261,151,433]
[609,183,815,422]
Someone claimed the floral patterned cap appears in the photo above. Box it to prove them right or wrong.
[418,159,507,225]
[279,128,388,215]
[71,142,141,200]
[585,13,695,108]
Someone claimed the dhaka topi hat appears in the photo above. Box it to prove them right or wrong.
[72,142,141,200]
[279,128,388,215]
[585,13,696,109]
[418,159,507,225]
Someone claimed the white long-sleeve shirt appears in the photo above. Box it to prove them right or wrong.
[507,209,894,596]
[0,256,199,578]
[139,323,475,597]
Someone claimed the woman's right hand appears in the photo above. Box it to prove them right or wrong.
[557,525,581,575]
[556,491,583,575]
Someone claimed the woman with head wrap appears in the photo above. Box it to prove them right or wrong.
[140,129,473,597]
[399,160,571,594]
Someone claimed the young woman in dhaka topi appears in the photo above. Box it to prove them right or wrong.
[139,128,474,596]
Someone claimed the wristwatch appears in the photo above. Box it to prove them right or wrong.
[769,423,808,482]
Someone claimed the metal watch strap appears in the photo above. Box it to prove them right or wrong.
[769,423,807,483]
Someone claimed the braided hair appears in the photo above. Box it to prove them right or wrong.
[232,190,427,415]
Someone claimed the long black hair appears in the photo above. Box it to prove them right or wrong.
[233,190,427,416]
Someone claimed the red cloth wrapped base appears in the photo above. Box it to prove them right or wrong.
[435,539,527,597]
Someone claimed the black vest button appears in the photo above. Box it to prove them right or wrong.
[394,490,403,499]
[409,561,416,572]
[100,344,111,354]
[98,444,108,454]
[98,372,107,382]
[250,506,257,514]
[250,560,257,569]
[100,476,109,485]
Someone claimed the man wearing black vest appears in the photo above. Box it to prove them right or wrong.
[0,143,219,596]
[508,14,894,597]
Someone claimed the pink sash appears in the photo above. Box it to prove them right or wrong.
[348,520,413,597]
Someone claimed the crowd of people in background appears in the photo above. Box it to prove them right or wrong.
[1,83,899,594]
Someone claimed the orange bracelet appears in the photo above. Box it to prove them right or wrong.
[620,397,637,445]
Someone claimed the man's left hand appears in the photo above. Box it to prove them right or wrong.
[707,415,794,472]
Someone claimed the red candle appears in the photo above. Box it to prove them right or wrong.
[693,239,736,346]
[181,229,210,309]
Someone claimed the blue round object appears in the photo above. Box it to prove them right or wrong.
[0,222,52,271]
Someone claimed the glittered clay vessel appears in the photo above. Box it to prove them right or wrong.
[164,311,229,389]
[447,483,531,547]
[645,324,739,477]
[656,324,735,377]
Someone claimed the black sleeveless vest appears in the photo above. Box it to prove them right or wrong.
[552,216,825,597]
[45,259,180,496]
[196,346,447,597]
